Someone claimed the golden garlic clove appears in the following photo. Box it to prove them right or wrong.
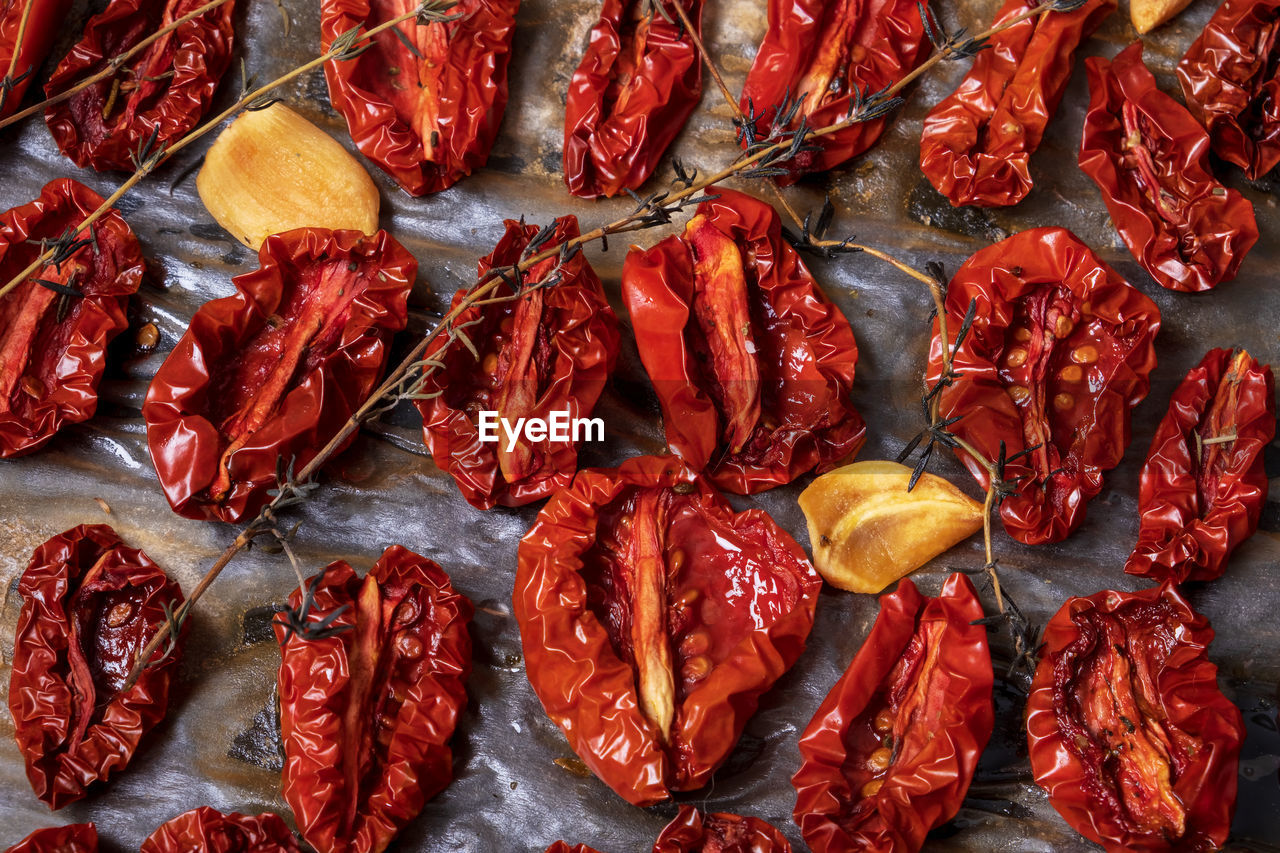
[197,103,379,250]
[1130,0,1194,34]
[798,460,983,594]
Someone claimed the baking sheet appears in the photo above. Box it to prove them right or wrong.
[1,0,1279,849]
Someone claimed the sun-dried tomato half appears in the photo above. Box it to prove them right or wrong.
[143,228,414,522]
[1178,0,1280,180]
[3,824,97,853]
[919,0,1114,207]
[321,0,518,195]
[0,178,143,458]
[275,546,472,853]
[1026,583,1245,852]
[417,215,620,509]
[516,454,821,806]
[563,0,705,198]
[1126,348,1275,584]
[623,187,865,494]
[140,807,301,853]
[737,0,930,183]
[1080,41,1258,293]
[545,805,793,852]
[8,524,187,810]
[926,227,1160,545]
[44,0,236,172]
[792,573,993,853]
[0,0,73,119]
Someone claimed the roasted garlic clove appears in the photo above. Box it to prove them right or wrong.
[798,460,983,593]
[1130,0,1193,34]
[197,103,379,250]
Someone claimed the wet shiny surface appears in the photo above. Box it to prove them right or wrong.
[1,0,1279,848]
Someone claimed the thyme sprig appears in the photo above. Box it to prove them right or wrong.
[0,0,461,304]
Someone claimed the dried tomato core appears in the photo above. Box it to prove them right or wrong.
[359,0,458,163]
[1054,600,1194,839]
[792,0,864,118]
[837,618,947,822]
[685,214,760,455]
[1193,349,1252,511]
[600,0,654,120]
[581,484,804,751]
[64,553,156,749]
[338,573,437,837]
[208,255,370,501]
[1119,102,1211,270]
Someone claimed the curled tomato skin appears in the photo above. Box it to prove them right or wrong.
[0,0,73,119]
[0,178,143,458]
[417,215,620,509]
[1178,0,1280,180]
[515,455,821,806]
[321,0,518,195]
[919,0,1114,208]
[563,0,705,198]
[140,807,301,853]
[8,524,187,810]
[1126,348,1275,584]
[44,0,236,172]
[1026,584,1245,852]
[1080,42,1258,293]
[791,573,993,853]
[622,187,865,494]
[737,0,929,183]
[3,824,97,853]
[926,227,1161,545]
[143,228,414,522]
[546,805,793,852]
[275,546,472,853]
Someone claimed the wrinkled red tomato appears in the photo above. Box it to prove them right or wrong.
[0,0,73,118]
[515,454,822,806]
[275,545,472,853]
[738,0,929,183]
[3,824,96,853]
[546,805,793,852]
[926,227,1161,545]
[0,178,143,458]
[8,524,186,809]
[1080,42,1258,293]
[140,807,301,853]
[44,0,236,172]
[792,573,993,853]
[143,228,414,523]
[623,187,865,494]
[919,0,1114,207]
[563,0,705,198]
[1178,0,1280,180]
[1027,583,1245,852]
[1126,348,1275,584]
[417,215,620,509]
[322,0,518,195]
